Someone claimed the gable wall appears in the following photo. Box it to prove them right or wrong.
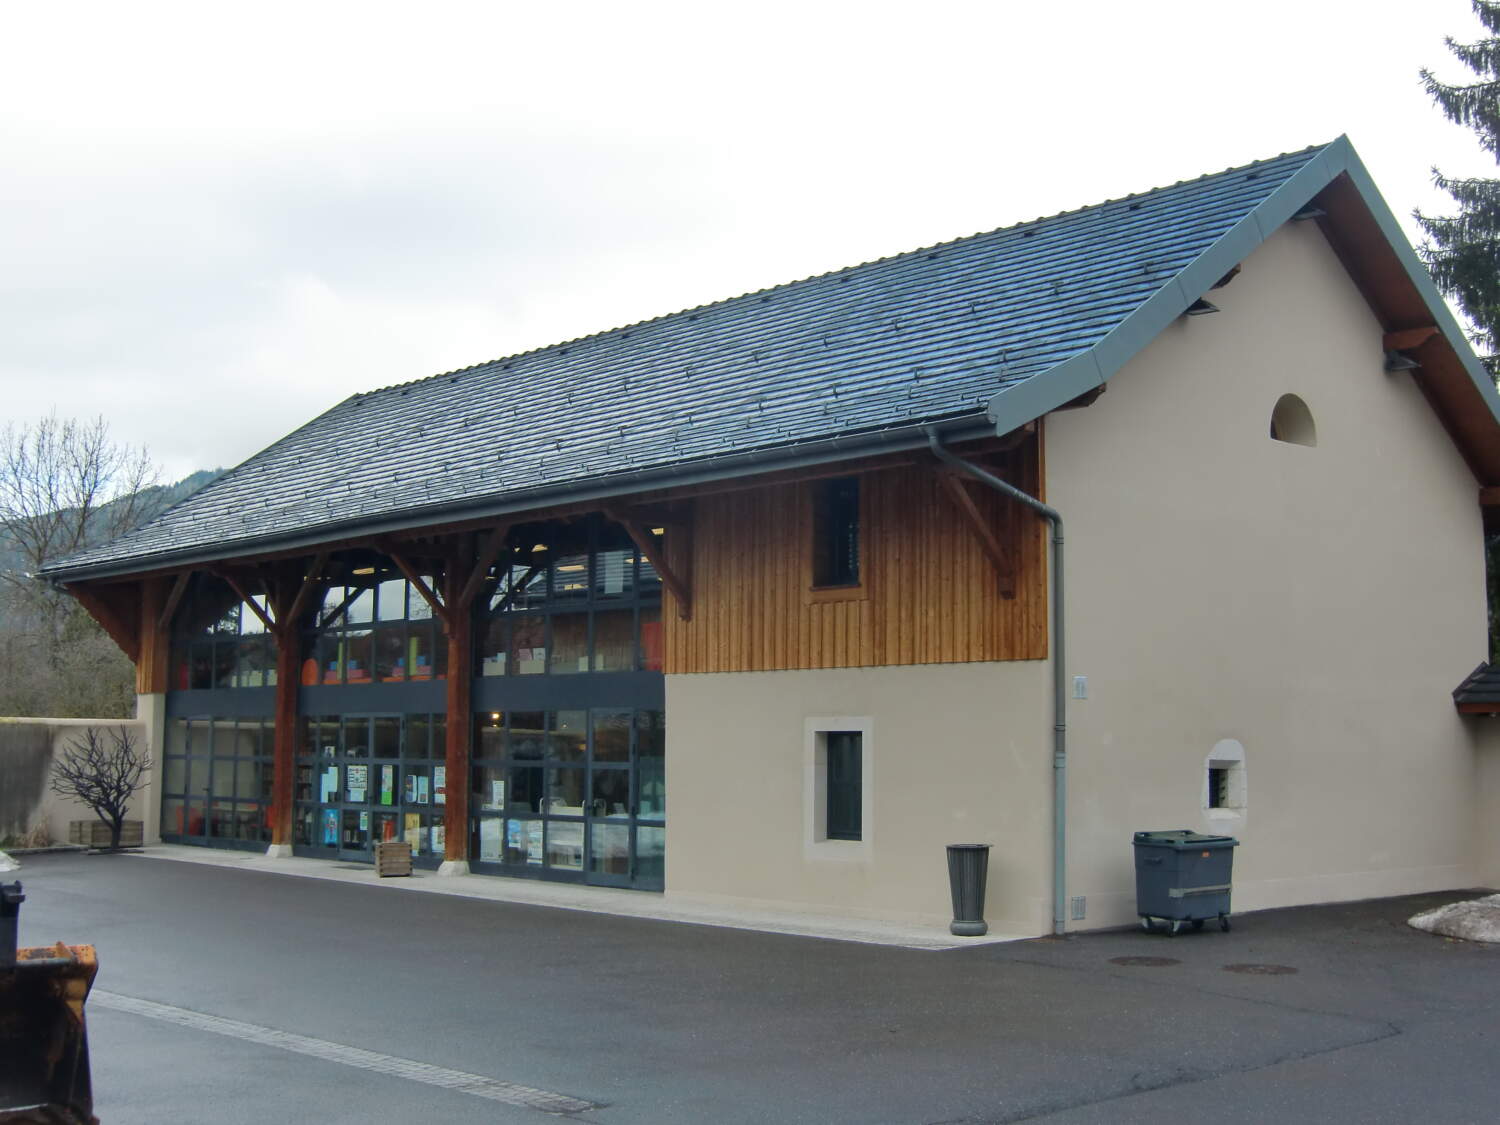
[1047,221,1491,927]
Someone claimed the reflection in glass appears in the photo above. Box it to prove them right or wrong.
[593,710,631,762]
[594,549,634,599]
[639,761,665,820]
[545,767,585,812]
[550,614,588,674]
[590,768,630,818]
[639,606,663,672]
[347,587,374,624]
[593,610,633,672]
[551,553,590,600]
[551,712,586,761]
[373,716,400,759]
[546,820,584,869]
[509,714,545,760]
[510,615,546,675]
[376,579,406,622]
[345,630,374,683]
[507,766,543,812]
[636,826,665,883]
[479,617,507,677]
[589,822,630,876]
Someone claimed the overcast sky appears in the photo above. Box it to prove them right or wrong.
[3,1,1493,482]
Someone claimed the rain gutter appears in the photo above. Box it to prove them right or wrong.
[926,428,1069,937]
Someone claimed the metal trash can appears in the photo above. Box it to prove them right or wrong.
[946,844,991,936]
[1133,830,1238,935]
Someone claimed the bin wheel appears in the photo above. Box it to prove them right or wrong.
[1220,915,1231,932]
[1140,917,1151,932]
[1168,920,1183,936]
[1191,918,1204,932]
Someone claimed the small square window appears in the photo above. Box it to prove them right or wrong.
[1208,767,1230,809]
[825,732,862,841]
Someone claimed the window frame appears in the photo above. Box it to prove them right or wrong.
[803,716,874,861]
[803,475,871,605]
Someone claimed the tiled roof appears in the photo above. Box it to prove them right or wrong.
[1454,663,1500,710]
[49,143,1333,577]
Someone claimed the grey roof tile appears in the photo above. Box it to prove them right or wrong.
[49,144,1329,576]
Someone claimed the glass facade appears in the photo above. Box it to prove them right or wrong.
[294,713,448,863]
[160,717,274,850]
[161,522,667,890]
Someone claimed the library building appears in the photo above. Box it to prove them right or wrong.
[46,139,1500,936]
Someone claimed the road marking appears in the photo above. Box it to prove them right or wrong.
[91,989,596,1116]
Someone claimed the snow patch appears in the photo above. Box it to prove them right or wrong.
[1408,894,1500,944]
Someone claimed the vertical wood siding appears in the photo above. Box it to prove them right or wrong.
[664,433,1046,672]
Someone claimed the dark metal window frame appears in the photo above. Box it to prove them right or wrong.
[811,476,862,589]
[160,715,275,852]
[825,730,862,841]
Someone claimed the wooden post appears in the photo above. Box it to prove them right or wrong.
[270,627,301,849]
[136,578,172,694]
[441,541,475,868]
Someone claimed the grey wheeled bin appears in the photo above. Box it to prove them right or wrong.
[1133,830,1238,935]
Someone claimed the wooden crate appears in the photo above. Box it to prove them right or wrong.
[374,840,413,877]
[67,820,143,848]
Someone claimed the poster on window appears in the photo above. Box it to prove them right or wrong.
[416,775,430,804]
[434,766,446,805]
[321,808,338,845]
[431,823,445,855]
[320,766,338,803]
[404,813,422,854]
[526,821,543,865]
[347,764,368,804]
[379,765,394,806]
[479,817,502,860]
[403,774,416,804]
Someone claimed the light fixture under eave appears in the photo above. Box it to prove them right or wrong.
[1384,350,1420,372]
[1184,299,1220,316]
[352,566,376,576]
[1291,206,1326,222]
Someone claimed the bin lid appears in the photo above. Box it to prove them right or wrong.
[1132,830,1238,848]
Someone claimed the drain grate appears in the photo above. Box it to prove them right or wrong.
[1109,955,1181,967]
[1222,963,1298,975]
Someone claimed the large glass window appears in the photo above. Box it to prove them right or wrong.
[293,712,447,862]
[471,707,665,888]
[303,573,444,686]
[160,717,273,850]
[170,576,278,691]
[478,518,663,677]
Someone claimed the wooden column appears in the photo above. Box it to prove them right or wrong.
[441,542,475,866]
[136,578,172,694]
[266,555,327,851]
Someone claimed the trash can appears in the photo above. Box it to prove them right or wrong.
[946,844,991,936]
[1133,830,1238,935]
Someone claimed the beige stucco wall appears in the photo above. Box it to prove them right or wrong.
[664,661,1053,933]
[0,716,154,847]
[1048,221,1490,928]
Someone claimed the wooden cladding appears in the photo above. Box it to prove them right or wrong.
[663,432,1047,673]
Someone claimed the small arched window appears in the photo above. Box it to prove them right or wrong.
[1270,393,1316,447]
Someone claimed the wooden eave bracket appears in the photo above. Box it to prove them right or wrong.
[209,566,277,633]
[936,469,1016,600]
[604,505,693,620]
[158,571,192,633]
[376,539,449,627]
[1383,325,1439,352]
[457,523,513,611]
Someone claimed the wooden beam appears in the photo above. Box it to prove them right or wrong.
[441,540,475,866]
[66,582,141,664]
[1383,325,1440,352]
[457,523,512,611]
[136,578,172,694]
[157,571,191,633]
[377,540,447,626]
[213,569,276,633]
[937,470,1016,600]
[269,627,302,848]
[283,550,330,633]
[605,507,693,620]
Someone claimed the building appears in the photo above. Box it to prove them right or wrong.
[45,137,1500,936]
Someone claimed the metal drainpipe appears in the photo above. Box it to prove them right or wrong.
[926,429,1068,937]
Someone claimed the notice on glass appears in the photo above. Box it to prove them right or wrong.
[404,813,422,853]
[527,821,544,865]
[434,766,447,806]
[320,767,338,803]
[379,765,394,806]
[347,764,368,804]
[479,817,502,860]
[416,775,430,805]
[490,780,505,809]
[431,824,445,855]
[358,810,369,832]
[403,774,416,804]
[321,809,338,846]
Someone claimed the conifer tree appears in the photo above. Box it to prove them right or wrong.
[1416,1,1500,379]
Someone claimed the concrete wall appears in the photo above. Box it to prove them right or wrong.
[0,716,154,848]
[665,661,1053,933]
[1047,222,1490,928]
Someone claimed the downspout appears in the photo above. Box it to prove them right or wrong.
[926,429,1068,937]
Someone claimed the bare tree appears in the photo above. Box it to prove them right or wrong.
[0,415,163,717]
[49,726,151,851]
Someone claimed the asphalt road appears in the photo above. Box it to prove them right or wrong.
[9,853,1499,1124]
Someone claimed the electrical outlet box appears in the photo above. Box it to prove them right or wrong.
[1072,675,1087,700]
[1070,895,1086,920]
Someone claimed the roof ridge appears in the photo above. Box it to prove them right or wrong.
[356,141,1335,399]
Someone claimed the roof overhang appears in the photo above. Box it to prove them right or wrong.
[985,135,1500,499]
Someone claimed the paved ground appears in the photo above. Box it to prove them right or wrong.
[8,852,1499,1124]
